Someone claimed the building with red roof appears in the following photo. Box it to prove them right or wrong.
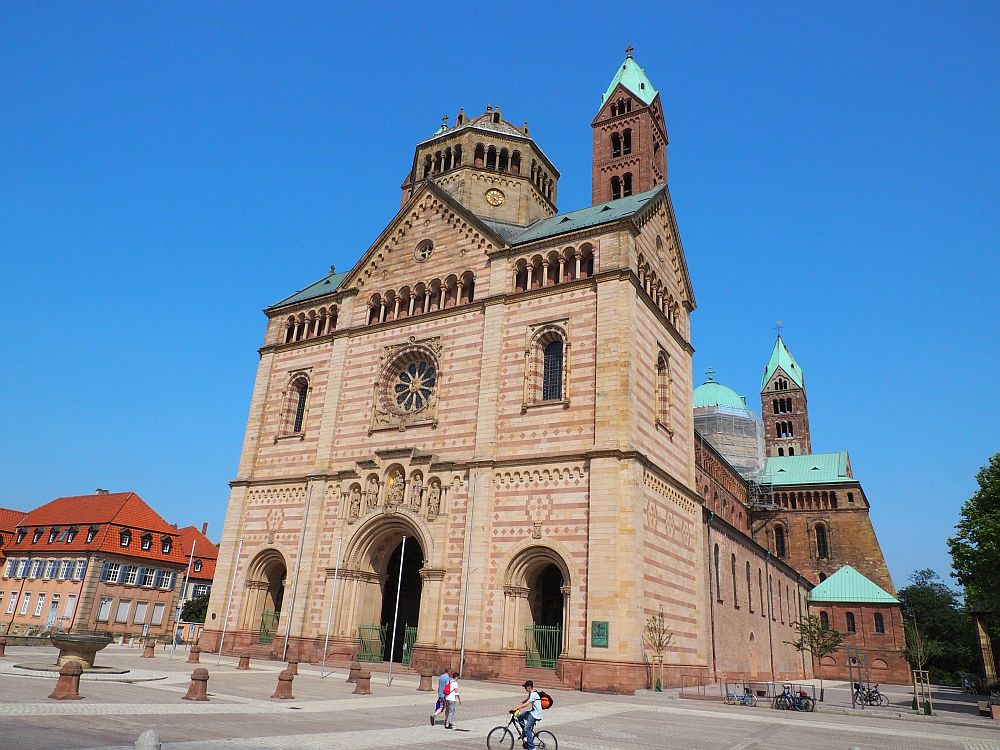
[1,491,189,638]
[0,507,27,567]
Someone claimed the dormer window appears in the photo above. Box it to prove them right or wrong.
[16,529,26,544]
[120,529,132,547]
[86,526,99,543]
[65,526,79,543]
[193,560,203,573]
[141,533,152,551]
[32,528,43,544]
[48,528,59,544]
[161,537,172,554]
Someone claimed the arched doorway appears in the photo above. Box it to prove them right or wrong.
[379,537,424,662]
[529,563,564,628]
[243,550,287,644]
[504,546,570,668]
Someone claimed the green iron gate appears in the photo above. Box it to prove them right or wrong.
[258,611,279,645]
[401,625,418,667]
[525,625,561,668]
[357,624,387,663]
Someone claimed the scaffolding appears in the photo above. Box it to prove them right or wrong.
[694,405,766,481]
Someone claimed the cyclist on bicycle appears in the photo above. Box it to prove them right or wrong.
[510,680,543,750]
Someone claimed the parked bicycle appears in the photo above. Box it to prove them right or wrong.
[772,684,815,712]
[724,686,758,707]
[487,711,558,750]
[853,682,888,707]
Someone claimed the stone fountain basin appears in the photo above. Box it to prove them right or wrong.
[49,634,113,668]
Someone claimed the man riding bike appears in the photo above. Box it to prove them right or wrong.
[510,680,544,750]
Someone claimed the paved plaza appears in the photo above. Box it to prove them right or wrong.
[2,645,999,750]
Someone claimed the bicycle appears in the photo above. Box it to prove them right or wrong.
[724,686,758,707]
[853,682,888,707]
[772,684,815,712]
[487,711,558,750]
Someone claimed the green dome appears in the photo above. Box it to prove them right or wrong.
[693,381,748,411]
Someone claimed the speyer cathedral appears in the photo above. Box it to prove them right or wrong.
[203,51,907,691]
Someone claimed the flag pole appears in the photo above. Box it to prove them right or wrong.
[386,535,406,687]
[320,537,343,679]
[171,538,196,659]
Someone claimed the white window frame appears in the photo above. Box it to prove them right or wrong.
[29,560,43,579]
[63,594,77,619]
[150,602,165,626]
[19,592,31,615]
[141,534,152,551]
[123,565,138,586]
[193,584,210,598]
[114,599,132,624]
[34,593,46,617]
[159,571,175,590]
[58,560,73,580]
[3,559,15,578]
[6,592,17,614]
[73,559,87,580]
[86,527,98,543]
[16,559,29,578]
[133,601,149,624]
[96,597,113,622]
[142,567,156,587]
[43,559,58,579]
[105,563,121,584]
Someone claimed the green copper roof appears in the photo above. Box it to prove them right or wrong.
[761,336,804,390]
[809,565,899,604]
[486,184,666,246]
[268,269,348,310]
[760,451,853,486]
[693,380,748,411]
[602,54,658,105]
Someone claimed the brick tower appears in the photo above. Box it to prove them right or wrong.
[760,336,812,457]
[591,47,668,204]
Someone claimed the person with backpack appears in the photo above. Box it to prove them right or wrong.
[431,668,453,726]
[510,680,549,750]
[443,671,462,729]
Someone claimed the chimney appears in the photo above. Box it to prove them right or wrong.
[201,522,209,535]
[95,488,109,495]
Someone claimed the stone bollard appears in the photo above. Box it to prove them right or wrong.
[0,637,6,657]
[182,668,210,701]
[142,639,155,658]
[48,661,83,700]
[352,669,372,696]
[346,662,361,683]
[271,669,295,699]
[134,729,162,750]
[236,650,251,670]
[187,645,201,664]
[286,656,299,676]
[417,673,434,691]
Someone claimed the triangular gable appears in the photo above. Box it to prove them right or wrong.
[592,83,665,133]
[809,565,899,604]
[338,180,509,295]
[632,183,696,309]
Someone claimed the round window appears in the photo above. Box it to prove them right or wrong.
[414,240,434,262]
[390,359,437,413]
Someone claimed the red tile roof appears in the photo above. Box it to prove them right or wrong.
[4,492,189,566]
[0,507,26,534]
[176,525,219,581]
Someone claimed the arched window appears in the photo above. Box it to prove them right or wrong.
[499,148,509,173]
[778,448,784,456]
[815,524,829,559]
[731,553,739,607]
[773,399,779,414]
[774,526,786,558]
[847,492,855,504]
[486,146,497,170]
[454,144,462,167]
[285,377,309,434]
[474,144,485,167]
[789,447,795,456]
[758,569,764,618]
[818,572,827,582]
[874,612,885,633]
[193,560,203,573]
[656,351,670,426]
[611,176,622,200]
[787,422,794,437]
[714,544,722,602]
[623,129,632,154]
[820,611,829,628]
[422,154,432,178]
[778,584,784,623]
[746,562,753,612]
[611,132,622,157]
[846,611,856,633]
[623,173,633,197]
[542,340,564,401]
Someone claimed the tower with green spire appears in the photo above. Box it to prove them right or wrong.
[760,335,812,456]
[591,46,669,204]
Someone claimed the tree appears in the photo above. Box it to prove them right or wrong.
[949,454,1000,614]
[786,615,845,701]
[898,569,974,684]
[180,593,209,624]
[644,605,674,692]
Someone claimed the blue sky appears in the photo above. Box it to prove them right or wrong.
[2,3,997,590]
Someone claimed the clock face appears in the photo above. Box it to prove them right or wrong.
[485,188,505,206]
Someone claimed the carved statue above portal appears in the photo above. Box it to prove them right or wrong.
[409,475,423,510]
[365,477,380,510]
[348,485,361,519]
[386,475,404,507]
[427,483,441,520]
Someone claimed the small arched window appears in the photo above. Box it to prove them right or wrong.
[611,132,622,157]
[874,612,885,633]
[284,376,310,434]
[846,611,856,633]
[778,448,784,456]
[731,553,739,607]
[141,533,152,550]
[162,536,172,554]
[193,560,203,573]
[758,569,765,618]
[486,146,497,170]
[623,129,632,154]
[611,176,622,200]
[623,173,633,197]
[655,351,670,426]
[818,572,827,582]
[815,524,829,559]
[820,611,830,628]
[774,526,786,558]
[474,144,485,167]
[746,562,753,612]
[788,447,795,456]
[542,340,564,401]
[713,544,722,602]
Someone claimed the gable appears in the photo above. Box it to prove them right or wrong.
[633,185,695,309]
[339,182,506,302]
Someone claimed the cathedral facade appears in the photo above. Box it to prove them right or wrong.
[202,54,892,691]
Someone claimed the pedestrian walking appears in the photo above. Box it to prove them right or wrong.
[431,668,452,726]
[444,671,462,729]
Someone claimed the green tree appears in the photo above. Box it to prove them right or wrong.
[897,569,974,684]
[643,606,674,692]
[180,593,209,624]
[786,615,845,701]
[950,454,1000,614]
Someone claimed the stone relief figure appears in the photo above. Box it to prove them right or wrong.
[365,477,380,510]
[427,482,441,520]
[409,474,423,510]
[386,474,404,507]
[348,485,361,519]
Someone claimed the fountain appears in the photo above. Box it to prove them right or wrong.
[12,633,129,675]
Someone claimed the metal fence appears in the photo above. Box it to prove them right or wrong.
[401,625,417,667]
[257,611,279,645]
[357,624,387,663]
[524,625,561,669]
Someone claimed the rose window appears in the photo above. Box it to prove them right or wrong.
[391,360,437,413]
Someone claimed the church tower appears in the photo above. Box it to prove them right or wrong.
[591,47,668,204]
[760,336,812,456]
